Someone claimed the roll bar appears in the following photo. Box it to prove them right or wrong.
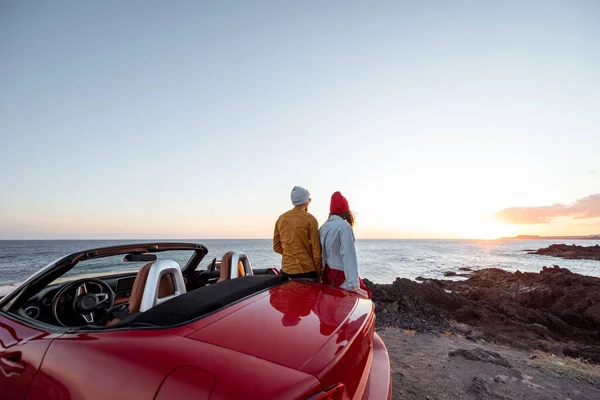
[139,260,186,312]
[229,252,254,279]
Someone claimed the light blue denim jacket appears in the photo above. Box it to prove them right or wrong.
[319,215,359,290]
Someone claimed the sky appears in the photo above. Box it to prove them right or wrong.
[1,1,599,240]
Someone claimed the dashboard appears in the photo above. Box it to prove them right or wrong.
[22,273,138,324]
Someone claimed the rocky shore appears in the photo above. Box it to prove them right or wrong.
[366,266,600,399]
[527,243,600,260]
[366,266,600,362]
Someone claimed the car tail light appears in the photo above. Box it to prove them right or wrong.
[308,383,346,400]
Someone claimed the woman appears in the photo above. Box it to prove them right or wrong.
[319,191,372,298]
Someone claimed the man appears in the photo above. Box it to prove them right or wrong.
[273,186,322,280]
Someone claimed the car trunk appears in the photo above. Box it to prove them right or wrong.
[187,280,375,398]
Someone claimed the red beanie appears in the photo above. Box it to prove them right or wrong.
[330,191,350,214]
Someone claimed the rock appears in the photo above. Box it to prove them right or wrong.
[467,377,513,399]
[369,266,600,363]
[563,344,600,362]
[526,323,553,340]
[529,243,600,261]
[459,267,474,271]
[494,375,509,383]
[448,348,513,368]
[443,271,471,277]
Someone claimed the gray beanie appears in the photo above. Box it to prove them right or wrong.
[290,186,310,206]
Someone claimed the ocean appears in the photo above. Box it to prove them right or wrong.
[0,239,599,286]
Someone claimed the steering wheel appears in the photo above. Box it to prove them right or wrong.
[51,278,114,327]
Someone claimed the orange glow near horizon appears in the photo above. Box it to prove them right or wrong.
[457,221,518,240]
[1,203,598,240]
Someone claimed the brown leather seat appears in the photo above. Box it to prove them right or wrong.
[218,251,246,282]
[106,262,175,326]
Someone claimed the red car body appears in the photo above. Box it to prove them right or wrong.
[0,243,391,400]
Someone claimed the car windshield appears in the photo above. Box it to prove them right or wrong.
[51,250,195,284]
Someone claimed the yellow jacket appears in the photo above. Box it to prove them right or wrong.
[273,207,322,275]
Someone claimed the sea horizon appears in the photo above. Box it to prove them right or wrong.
[2,236,599,241]
[1,238,599,286]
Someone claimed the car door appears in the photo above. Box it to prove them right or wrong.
[25,329,193,400]
[0,313,56,400]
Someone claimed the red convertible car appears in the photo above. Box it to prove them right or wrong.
[0,243,391,400]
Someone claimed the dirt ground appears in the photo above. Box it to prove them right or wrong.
[379,328,600,400]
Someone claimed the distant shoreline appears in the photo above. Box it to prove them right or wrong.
[500,234,600,240]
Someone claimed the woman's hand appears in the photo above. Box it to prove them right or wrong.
[352,287,369,298]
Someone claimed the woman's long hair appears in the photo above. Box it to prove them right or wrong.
[330,210,356,227]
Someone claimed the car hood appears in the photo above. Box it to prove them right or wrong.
[186,280,373,371]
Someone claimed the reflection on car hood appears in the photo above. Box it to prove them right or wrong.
[187,280,372,370]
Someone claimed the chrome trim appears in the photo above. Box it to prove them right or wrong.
[96,293,109,304]
[24,305,40,319]
[139,260,186,312]
[81,312,94,323]
[229,252,254,279]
